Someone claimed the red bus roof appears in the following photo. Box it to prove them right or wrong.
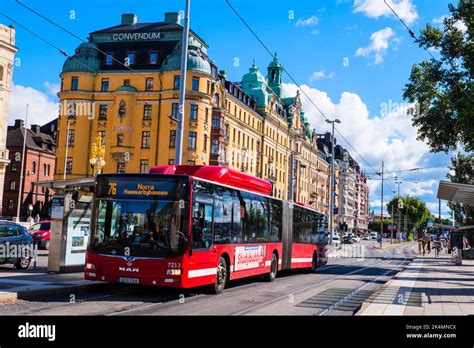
[149,165,273,196]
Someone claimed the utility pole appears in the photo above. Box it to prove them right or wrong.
[16,104,28,222]
[174,0,191,165]
[325,119,341,246]
[379,161,384,247]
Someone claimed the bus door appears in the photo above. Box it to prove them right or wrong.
[188,194,218,278]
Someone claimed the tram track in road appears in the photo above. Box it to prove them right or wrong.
[319,245,413,316]
[230,243,416,315]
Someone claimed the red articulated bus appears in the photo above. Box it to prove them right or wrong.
[85,165,328,293]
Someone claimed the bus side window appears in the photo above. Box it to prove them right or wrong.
[192,201,213,249]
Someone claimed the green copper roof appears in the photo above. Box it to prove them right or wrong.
[62,41,100,73]
[161,43,211,75]
[268,53,282,68]
[115,85,138,92]
[241,59,266,86]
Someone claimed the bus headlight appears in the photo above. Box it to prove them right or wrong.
[86,263,95,270]
[166,269,182,276]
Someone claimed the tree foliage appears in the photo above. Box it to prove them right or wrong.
[403,0,473,153]
[447,153,474,225]
[386,196,431,230]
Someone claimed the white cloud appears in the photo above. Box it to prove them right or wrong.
[9,84,58,126]
[296,16,319,27]
[353,0,418,25]
[43,81,60,97]
[311,29,320,36]
[355,27,398,64]
[433,15,467,33]
[309,70,335,83]
[402,179,437,196]
[281,83,431,177]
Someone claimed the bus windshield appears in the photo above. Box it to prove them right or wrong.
[90,198,188,257]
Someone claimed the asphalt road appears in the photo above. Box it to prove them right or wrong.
[0,240,417,316]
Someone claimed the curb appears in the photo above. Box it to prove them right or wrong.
[0,281,109,302]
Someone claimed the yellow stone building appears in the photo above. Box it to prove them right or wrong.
[55,13,332,215]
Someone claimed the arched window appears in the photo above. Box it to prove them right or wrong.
[47,164,51,176]
[9,181,15,191]
[213,93,219,106]
[32,161,36,174]
[0,65,4,81]
[43,163,47,176]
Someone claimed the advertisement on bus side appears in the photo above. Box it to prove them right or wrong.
[234,245,266,271]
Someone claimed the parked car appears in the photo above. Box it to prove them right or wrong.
[370,232,378,239]
[352,235,361,243]
[343,235,354,244]
[363,234,370,240]
[28,221,51,250]
[0,220,33,269]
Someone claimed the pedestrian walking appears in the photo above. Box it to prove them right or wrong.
[434,239,440,258]
[421,238,426,256]
[427,237,431,254]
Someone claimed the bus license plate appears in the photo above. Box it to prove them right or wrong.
[118,277,140,284]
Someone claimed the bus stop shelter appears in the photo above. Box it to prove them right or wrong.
[437,181,474,264]
[34,178,96,272]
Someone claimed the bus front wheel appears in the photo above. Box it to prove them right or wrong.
[264,253,278,282]
[212,257,227,294]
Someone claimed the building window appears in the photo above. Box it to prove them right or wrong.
[145,78,154,91]
[47,164,51,176]
[32,161,36,174]
[71,77,78,90]
[205,108,209,123]
[173,75,180,90]
[68,103,77,118]
[207,80,211,94]
[66,158,73,174]
[188,160,195,165]
[141,131,151,148]
[188,131,197,149]
[117,133,124,146]
[99,105,108,120]
[43,163,47,176]
[169,130,176,148]
[126,51,135,65]
[149,51,158,64]
[140,160,149,173]
[124,79,130,86]
[203,134,208,151]
[101,78,109,92]
[190,104,198,120]
[211,139,219,155]
[68,129,75,146]
[10,162,17,172]
[172,103,179,118]
[168,159,175,165]
[143,104,152,120]
[192,77,199,91]
[212,113,220,128]
[9,181,15,191]
[117,163,125,174]
[8,199,14,211]
[105,52,113,65]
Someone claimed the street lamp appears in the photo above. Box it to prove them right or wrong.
[325,118,341,246]
[89,132,106,176]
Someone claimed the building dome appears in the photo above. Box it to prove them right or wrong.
[115,85,138,92]
[241,59,266,87]
[161,43,211,75]
[62,41,100,73]
[268,53,282,69]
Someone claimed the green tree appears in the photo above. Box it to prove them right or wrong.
[386,196,431,232]
[403,0,473,153]
[447,153,474,226]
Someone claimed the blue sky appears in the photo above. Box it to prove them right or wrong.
[1,0,459,218]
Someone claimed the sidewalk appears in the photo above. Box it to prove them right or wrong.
[0,269,106,302]
[358,251,474,315]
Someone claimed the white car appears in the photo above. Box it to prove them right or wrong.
[331,235,341,248]
[352,235,361,243]
[363,234,370,240]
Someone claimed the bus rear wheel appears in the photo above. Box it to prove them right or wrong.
[211,257,227,294]
[264,253,278,282]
